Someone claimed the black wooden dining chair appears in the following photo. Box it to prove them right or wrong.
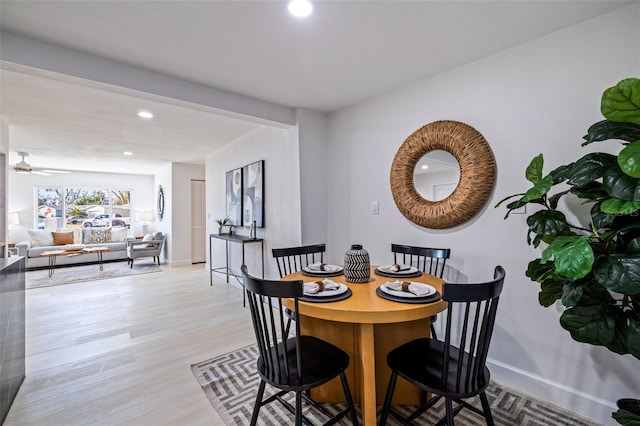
[272,243,326,336]
[379,266,505,426]
[391,244,451,339]
[241,265,359,426]
[272,243,326,278]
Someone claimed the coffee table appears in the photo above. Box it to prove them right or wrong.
[39,247,110,277]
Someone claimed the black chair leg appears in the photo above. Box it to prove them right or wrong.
[479,391,495,426]
[295,391,303,426]
[430,314,438,340]
[379,371,398,425]
[445,397,454,426]
[339,371,358,425]
[250,380,266,426]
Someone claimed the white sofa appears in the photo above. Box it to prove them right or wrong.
[15,227,134,269]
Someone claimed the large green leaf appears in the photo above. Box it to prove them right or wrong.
[629,316,640,360]
[560,304,616,346]
[526,154,544,183]
[548,189,571,209]
[561,282,583,307]
[549,163,575,184]
[568,153,617,187]
[619,139,640,178]
[539,281,563,307]
[526,259,553,281]
[523,175,553,202]
[579,281,616,306]
[527,210,569,241]
[605,312,631,356]
[591,202,617,229]
[582,119,640,146]
[541,236,594,279]
[603,165,640,201]
[612,408,640,425]
[570,181,608,201]
[628,237,640,254]
[600,198,640,215]
[601,78,640,125]
[594,255,640,295]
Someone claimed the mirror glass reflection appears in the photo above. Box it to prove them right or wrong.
[413,150,460,201]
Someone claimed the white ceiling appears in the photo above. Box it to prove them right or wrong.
[0,0,633,175]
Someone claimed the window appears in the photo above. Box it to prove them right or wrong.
[36,186,131,230]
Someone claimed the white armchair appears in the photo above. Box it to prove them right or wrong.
[127,232,165,268]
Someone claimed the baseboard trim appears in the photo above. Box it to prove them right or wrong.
[488,358,616,425]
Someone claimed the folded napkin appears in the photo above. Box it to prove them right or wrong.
[307,262,341,272]
[303,279,341,295]
[386,263,412,272]
[384,280,432,297]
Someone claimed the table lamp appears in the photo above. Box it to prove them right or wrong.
[8,212,19,243]
[136,210,154,235]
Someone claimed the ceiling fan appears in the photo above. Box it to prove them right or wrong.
[13,152,70,176]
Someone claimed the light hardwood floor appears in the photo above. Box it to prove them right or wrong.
[5,263,256,425]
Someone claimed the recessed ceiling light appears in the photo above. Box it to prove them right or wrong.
[421,165,429,170]
[123,151,133,156]
[137,111,153,119]
[288,0,313,17]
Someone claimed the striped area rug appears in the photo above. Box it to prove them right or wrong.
[191,344,600,425]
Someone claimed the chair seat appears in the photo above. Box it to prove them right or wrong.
[387,338,490,399]
[257,335,349,390]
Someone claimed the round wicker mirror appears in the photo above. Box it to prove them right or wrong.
[390,120,496,229]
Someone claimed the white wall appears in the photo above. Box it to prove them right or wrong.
[298,109,329,245]
[170,162,205,266]
[8,171,154,244]
[325,4,640,424]
[206,124,301,280]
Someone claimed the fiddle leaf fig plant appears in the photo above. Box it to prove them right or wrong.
[496,77,640,424]
[497,80,640,348]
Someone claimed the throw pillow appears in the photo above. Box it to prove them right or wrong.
[89,228,112,244]
[60,227,83,244]
[28,230,54,247]
[110,227,128,242]
[52,231,74,245]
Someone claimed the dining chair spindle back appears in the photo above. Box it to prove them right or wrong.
[241,265,359,426]
[379,265,505,426]
[272,244,327,336]
[391,244,451,338]
[272,244,326,278]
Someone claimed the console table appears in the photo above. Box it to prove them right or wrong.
[209,234,264,305]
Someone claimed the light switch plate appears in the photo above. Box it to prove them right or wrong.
[372,201,379,215]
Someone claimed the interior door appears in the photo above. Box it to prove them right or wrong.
[190,179,205,263]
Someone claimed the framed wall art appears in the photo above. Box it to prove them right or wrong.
[242,160,264,228]
[225,168,242,226]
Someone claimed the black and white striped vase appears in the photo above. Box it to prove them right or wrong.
[344,244,370,283]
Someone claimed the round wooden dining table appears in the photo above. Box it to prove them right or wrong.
[282,266,446,426]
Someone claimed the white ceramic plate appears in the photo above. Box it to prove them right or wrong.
[304,282,348,297]
[377,265,419,275]
[380,282,436,298]
[303,265,344,274]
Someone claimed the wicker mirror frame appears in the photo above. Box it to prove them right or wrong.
[390,120,496,229]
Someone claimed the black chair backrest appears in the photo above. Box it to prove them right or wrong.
[441,266,505,394]
[272,244,326,278]
[241,264,304,385]
[391,244,450,278]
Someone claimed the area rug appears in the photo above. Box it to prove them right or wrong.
[191,344,599,425]
[26,261,162,289]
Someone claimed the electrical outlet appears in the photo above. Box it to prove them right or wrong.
[372,201,379,215]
